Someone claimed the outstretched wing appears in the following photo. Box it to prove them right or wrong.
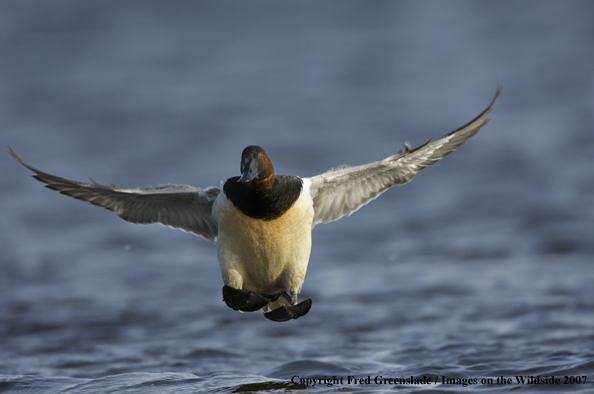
[9,148,220,243]
[308,85,500,225]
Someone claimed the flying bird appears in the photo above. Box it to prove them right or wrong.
[9,86,500,322]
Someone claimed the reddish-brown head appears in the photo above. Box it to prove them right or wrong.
[238,146,275,191]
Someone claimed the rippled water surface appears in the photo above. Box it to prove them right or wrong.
[2,1,594,393]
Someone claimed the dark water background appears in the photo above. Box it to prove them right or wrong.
[2,1,594,393]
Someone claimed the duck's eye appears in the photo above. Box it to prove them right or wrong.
[258,152,263,159]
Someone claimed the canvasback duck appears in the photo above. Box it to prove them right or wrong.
[9,86,499,322]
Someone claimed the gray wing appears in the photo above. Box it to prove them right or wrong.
[9,148,220,243]
[307,86,500,225]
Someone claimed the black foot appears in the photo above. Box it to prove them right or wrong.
[264,298,313,322]
[222,285,271,312]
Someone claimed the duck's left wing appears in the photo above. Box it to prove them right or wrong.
[9,148,220,243]
[307,86,500,226]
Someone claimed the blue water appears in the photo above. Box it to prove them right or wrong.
[2,1,594,393]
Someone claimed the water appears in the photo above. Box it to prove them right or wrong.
[2,1,594,393]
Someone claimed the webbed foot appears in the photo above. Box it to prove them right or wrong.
[222,285,271,312]
[264,298,313,322]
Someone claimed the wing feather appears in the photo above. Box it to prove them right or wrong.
[8,148,220,243]
[308,85,500,225]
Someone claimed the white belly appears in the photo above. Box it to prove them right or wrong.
[212,180,314,296]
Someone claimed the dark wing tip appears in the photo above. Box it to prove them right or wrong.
[8,146,45,175]
[8,146,24,165]
[434,83,501,142]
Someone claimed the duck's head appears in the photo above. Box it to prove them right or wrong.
[238,145,275,190]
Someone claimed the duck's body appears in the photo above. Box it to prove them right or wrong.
[9,86,500,322]
[214,176,313,299]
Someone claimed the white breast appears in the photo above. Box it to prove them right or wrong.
[212,179,314,296]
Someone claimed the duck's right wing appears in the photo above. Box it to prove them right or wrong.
[307,86,500,226]
[9,148,220,243]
